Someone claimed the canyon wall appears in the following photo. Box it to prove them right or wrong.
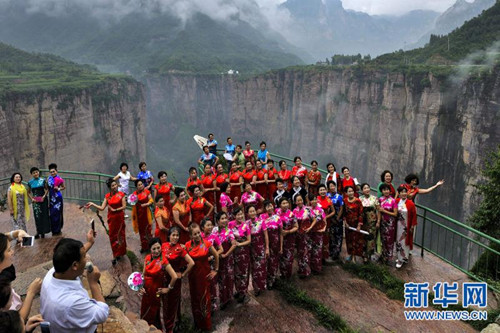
[146,67,500,221]
[0,78,146,177]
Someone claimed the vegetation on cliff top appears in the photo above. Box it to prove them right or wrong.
[0,42,135,95]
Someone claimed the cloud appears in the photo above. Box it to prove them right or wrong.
[341,0,463,16]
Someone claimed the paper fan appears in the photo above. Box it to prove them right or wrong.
[127,193,138,206]
[127,272,144,291]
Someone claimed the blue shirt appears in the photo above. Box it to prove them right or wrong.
[327,193,344,213]
[225,144,236,156]
[137,170,153,187]
[207,139,218,154]
[200,153,217,167]
[257,149,268,163]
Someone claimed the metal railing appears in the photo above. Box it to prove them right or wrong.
[1,161,498,292]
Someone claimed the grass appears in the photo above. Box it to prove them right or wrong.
[341,262,498,331]
[274,279,356,333]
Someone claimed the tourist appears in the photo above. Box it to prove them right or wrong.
[131,179,153,253]
[257,141,270,166]
[153,171,175,224]
[137,162,154,191]
[214,163,229,212]
[377,170,396,198]
[343,186,364,263]
[378,183,398,265]
[207,133,218,154]
[27,167,50,238]
[8,173,29,232]
[240,182,265,214]
[198,145,218,168]
[0,230,41,322]
[140,237,178,329]
[162,227,194,333]
[277,197,297,279]
[154,196,170,243]
[290,175,308,208]
[47,163,65,235]
[326,181,344,261]
[216,212,236,309]
[395,187,417,268]
[272,178,291,207]
[113,162,136,195]
[266,160,278,200]
[259,201,281,289]
[172,188,191,244]
[40,232,109,332]
[294,195,316,278]
[310,194,326,274]
[278,160,292,191]
[253,160,268,199]
[306,160,321,196]
[232,144,246,170]
[291,156,307,187]
[324,163,341,191]
[359,183,381,261]
[200,164,217,215]
[400,173,445,202]
[188,185,214,225]
[228,161,243,203]
[201,218,223,311]
[229,208,251,303]
[340,166,359,197]
[186,167,203,197]
[0,310,44,333]
[241,160,256,187]
[186,223,219,331]
[86,178,127,265]
[316,184,334,262]
[225,137,236,157]
[243,141,255,166]
[248,205,268,296]
[219,182,236,218]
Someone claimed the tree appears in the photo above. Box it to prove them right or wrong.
[469,145,500,239]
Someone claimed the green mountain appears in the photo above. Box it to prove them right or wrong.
[373,0,500,65]
[0,2,304,74]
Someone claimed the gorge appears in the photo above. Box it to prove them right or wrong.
[145,65,500,222]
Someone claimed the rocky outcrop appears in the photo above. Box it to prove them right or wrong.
[146,67,500,221]
[0,78,146,176]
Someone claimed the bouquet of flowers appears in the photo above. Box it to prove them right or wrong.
[127,272,144,291]
[127,193,138,206]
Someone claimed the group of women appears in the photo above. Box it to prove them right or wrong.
[7,164,65,238]
[82,146,444,332]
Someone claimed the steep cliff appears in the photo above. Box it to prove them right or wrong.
[0,78,146,176]
[146,66,500,220]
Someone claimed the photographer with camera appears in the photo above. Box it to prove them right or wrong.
[40,230,109,332]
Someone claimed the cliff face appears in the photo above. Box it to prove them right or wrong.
[0,79,146,176]
[146,67,500,220]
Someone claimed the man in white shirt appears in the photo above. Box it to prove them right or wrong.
[40,230,109,332]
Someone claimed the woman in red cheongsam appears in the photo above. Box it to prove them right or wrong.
[186,167,203,197]
[140,237,178,329]
[343,186,365,263]
[214,163,229,212]
[154,171,175,223]
[291,156,308,188]
[306,160,321,196]
[228,161,243,203]
[216,212,237,309]
[154,196,170,243]
[243,141,255,166]
[266,160,278,201]
[186,223,219,331]
[201,164,217,217]
[278,160,292,191]
[86,178,127,265]
[172,188,191,244]
[253,160,268,200]
[132,179,154,253]
[340,167,359,197]
[242,161,256,189]
[187,185,214,225]
[162,227,195,333]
